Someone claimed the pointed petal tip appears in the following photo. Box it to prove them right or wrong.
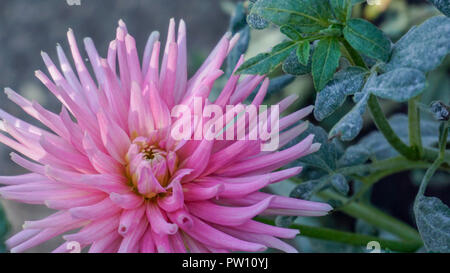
[230,32,240,42]
[324,202,334,212]
[125,33,133,40]
[4,87,13,95]
[288,94,299,102]
[225,31,232,39]
[34,70,45,78]
[310,142,321,153]
[118,18,126,27]
[109,39,117,48]
[83,37,93,44]
[149,31,160,42]
[9,247,18,253]
[303,105,314,115]
[257,245,268,252]
[291,166,303,176]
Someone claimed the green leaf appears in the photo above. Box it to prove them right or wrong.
[330,173,349,195]
[351,0,365,4]
[343,18,392,62]
[236,41,296,75]
[338,145,371,167]
[384,16,450,73]
[290,123,338,172]
[280,24,302,40]
[291,178,328,200]
[312,38,342,91]
[250,0,332,33]
[428,0,450,17]
[414,195,450,252]
[329,74,374,141]
[314,66,367,121]
[367,68,426,102]
[282,46,312,75]
[318,24,344,36]
[296,41,310,66]
[329,95,368,141]
[330,0,352,22]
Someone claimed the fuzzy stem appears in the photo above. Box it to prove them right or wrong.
[417,122,449,196]
[408,96,423,158]
[368,95,419,160]
[338,156,433,175]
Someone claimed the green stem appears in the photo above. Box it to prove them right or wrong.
[293,225,420,252]
[368,95,419,160]
[438,122,449,156]
[418,122,449,196]
[257,218,420,252]
[338,156,432,176]
[408,96,423,158]
[423,147,450,164]
[317,190,422,245]
[417,158,443,197]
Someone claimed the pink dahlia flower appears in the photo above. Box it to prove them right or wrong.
[0,19,332,253]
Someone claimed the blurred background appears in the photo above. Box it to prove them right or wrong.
[0,0,448,252]
[0,0,235,252]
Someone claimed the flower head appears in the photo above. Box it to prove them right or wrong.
[0,19,332,253]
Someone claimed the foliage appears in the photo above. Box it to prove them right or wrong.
[232,0,450,252]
